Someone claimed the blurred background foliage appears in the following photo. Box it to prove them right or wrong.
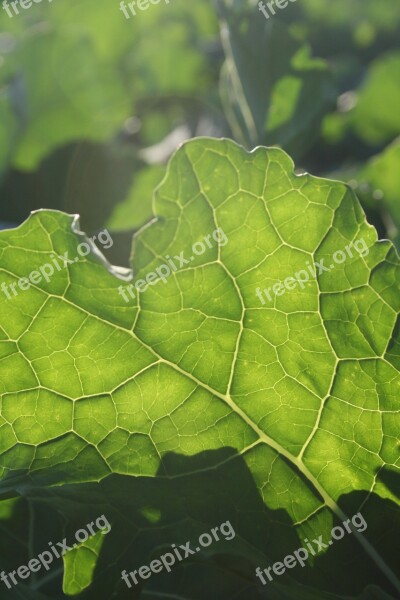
[0,0,399,264]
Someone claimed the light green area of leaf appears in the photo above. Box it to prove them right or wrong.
[351,53,400,145]
[106,166,164,232]
[12,30,129,170]
[0,0,217,171]
[358,140,400,235]
[0,497,16,519]
[0,139,399,597]
[62,531,105,596]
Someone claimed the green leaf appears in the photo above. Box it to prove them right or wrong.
[357,140,400,239]
[0,93,18,179]
[62,532,106,596]
[12,30,129,170]
[347,53,400,146]
[300,0,400,33]
[0,0,218,171]
[106,165,164,232]
[217,1,335,157]
[0,139,399,599]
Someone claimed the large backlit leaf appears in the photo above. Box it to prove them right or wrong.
[0,139,399,599]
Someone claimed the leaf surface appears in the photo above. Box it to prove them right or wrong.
[0,139,399,598]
